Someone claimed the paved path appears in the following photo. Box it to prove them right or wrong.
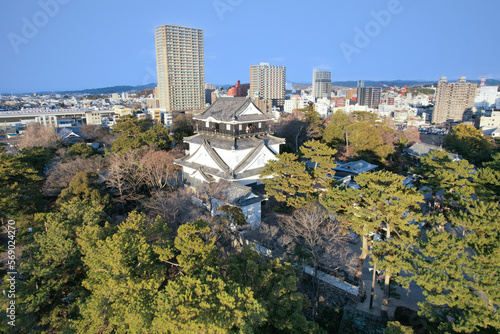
[356,256,426,319]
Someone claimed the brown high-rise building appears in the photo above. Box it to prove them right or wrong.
[346,88,357,100]
[432,76,477,124]
[155,25,205,112]
[249,63,286,107]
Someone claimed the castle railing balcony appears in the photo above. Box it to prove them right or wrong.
[195,126,272,138]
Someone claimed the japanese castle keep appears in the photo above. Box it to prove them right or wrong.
[174,97,284,227]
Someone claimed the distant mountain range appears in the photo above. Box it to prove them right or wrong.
[11,78,499,96]
[34,83,158,96]
[295,79,500,90]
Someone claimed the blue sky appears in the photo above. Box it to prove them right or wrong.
[1,0,499,93]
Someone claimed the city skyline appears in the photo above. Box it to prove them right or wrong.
[1,0,500,93]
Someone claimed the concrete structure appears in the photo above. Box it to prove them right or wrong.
[331,97,346,108]
[175,97,284,227]
[227,80,248,97]
[155,25,205,112]
[35,115,58,127]
[85,111,102,125]
[479,111,500,128]
[312,68,331,100]
[314,97,331,117]
[249,63,286,107]
[0,108,113,128]
[113,106,133,117]
[432,76,477,124]
[474,86,498,110]
[146,98,161,109]
[284,95,309,113]
[346,88,357,101]
[252,97,274,114]
[149,109,162,124]
[357,86,381,109]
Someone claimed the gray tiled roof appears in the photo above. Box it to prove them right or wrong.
[184,134,285,150]
[405,142,462,161]
[405,142,441,157]
[194,97,273,122]
[214,179,263,206]
[334,160,378,175]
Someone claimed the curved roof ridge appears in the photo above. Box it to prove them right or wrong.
[178,143,202,162]
[203,140,231,173]
[198,167,215,182]
[233,141,265,174]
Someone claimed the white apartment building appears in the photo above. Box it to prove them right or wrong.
[474,86,498,110]
[314,97,331,117]
[85,111,103,125]
[35,115,58,127]
[284,95,309,113]
[479,111,500,128]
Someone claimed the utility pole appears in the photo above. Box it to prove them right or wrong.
[369,262,377,309]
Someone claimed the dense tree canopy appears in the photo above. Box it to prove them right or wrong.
[444,123,494,165]
[112,115,171,153]
[0,152,44,220]
[65,142,99,158]
[171,114,194,143]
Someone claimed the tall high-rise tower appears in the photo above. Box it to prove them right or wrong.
[249,63,286,107]
[432,76,477,124]
[312,68,332,100]
[155,25,205,112]
[356,80,381,109]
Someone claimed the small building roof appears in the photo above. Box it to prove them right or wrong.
[194,97,273,123]
[481,127,500,137]
[213,179,262,206]
[334,160,378,175]
[405,142,440,157]
[57,127,82,139]
[405,142,461,161]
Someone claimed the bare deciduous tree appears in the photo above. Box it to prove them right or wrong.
[19,124,59,150]
[43,155,107,196]
[275,112,309,152]
[194,181,231,214]
[105,148,148,207]
[143,188,209,231]
[279,204,356,318]
[80,124,113,145]
[140,148,183,194]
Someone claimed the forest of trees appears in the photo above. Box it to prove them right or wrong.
[0,111,498,333]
